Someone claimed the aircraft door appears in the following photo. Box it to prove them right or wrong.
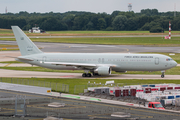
[42,56,46,63]
[98,58,104,63]
[98,58,101,63]
[102,58,104,63]
[155,57,159,65]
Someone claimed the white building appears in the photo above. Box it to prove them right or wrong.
[29,27,41,33]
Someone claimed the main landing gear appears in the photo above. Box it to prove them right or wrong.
[82,73,92,77]
[161,71,165,78]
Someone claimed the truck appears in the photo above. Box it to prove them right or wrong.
[145,102,165,110]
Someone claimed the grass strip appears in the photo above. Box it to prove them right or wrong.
[0,61,23,64]
[1,77,180,94]
[0,44,18,48]
[0,29,180,35]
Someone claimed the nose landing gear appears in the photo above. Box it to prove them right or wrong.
[161,71,165,78]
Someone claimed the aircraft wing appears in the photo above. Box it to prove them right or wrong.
[44,62,116,68]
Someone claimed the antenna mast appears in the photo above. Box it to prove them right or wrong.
[5,7,7,14]
[174,3,176,17]
[128,3,132,12]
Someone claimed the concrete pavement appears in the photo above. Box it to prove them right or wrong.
[0,69,180,79]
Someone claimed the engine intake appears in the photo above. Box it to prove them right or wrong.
[94,66,111,75]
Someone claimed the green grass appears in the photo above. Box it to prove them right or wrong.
[0,44,18,48]
[0,48,19,51]
[1,37,180,46]
[0,29,179,34]
[0,29,12,34]
[1,77,180,94]
[47,30,180,34]
[0,66,180,75]
[35,30,180,34]
[0,61,23,64]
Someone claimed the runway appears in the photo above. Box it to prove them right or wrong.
[1,40,180,53]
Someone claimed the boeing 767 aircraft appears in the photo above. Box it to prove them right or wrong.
[11,26,177,78]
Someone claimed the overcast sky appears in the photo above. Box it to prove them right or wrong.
[0,0,180,14]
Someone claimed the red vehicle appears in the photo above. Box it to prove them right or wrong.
[146,102,165,110]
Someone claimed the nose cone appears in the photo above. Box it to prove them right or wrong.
[173,61,178,67]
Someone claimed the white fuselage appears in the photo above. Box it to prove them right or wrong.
[17,53,177,72]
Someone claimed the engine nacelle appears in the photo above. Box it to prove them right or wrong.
[94,67,111,75]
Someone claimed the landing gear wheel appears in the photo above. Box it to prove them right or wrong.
[161,70,165,78]
[87,73,92,77]
[161,74,164,78]
[82,73,87,77]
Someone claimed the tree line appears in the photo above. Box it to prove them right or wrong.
[0,9,180,32]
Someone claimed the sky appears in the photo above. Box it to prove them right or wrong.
[0,0,180,14]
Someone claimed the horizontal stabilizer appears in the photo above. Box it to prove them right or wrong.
[16,57,34,61]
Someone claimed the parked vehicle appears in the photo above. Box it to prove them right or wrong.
[145,102,165,110]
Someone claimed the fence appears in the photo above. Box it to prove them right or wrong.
[0,78,69,93]
[74,83,127,94]
[74,85,87,94]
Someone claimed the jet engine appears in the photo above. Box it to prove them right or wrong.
[94,66,111,75]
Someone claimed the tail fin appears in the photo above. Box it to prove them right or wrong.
[11,26,43,56]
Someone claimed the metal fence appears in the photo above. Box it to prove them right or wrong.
[74,85,87,94]
[0,78,69,93]
[74,83,127,95]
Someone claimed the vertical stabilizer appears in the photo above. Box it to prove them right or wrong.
[11,26,43,56]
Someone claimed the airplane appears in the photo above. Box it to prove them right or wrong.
[11,26,177,78]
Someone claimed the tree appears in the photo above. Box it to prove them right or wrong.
[86,21,94,30]
[149,26,162,33]
[97,18,106,30]
[112,15,127,30]
[62,15,74,30]
[126,18,138,30]
[140,23,150,30]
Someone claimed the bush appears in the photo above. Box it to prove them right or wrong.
[105,27,114,31]
[149,26,163,33]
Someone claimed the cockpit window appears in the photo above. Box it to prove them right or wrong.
[166,58,173,61]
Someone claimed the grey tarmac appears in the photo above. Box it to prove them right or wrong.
[1,40,180,53]
[0,69,180,79]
